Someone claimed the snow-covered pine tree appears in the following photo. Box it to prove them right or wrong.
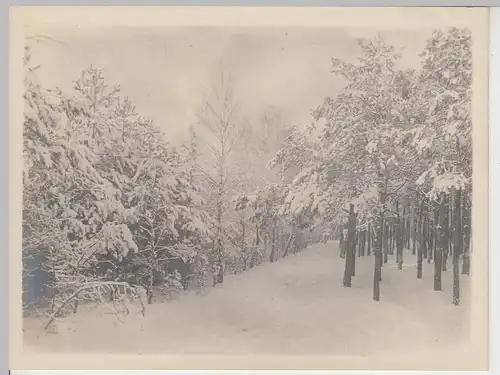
[23,49,214,323]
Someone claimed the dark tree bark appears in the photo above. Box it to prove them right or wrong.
[388,224,392,256]
[442,197,450,272]
[401,214,405,250]
[462,192,471,275]
[241,220,247,271]
[422,205,428,260]
[367,223,371,256]
[282,235,294,258]
[390,224,394,255]
[256,223,260,246]
[453,188,462,305]
[373,168,389,301]
[270,221,277,263]
[361,230,366,256]
[434,194,446,292]
[448,197,454,258]
[406,212,411,249]
[274,222,279,261]
[412,202,417,255]
[393,224,396,255]
[357,231,361,257]
[216,252,224,284]
[383,222,389,264]
[417,199,425,279]
[427,206,435,264]
[426,217,430,261]
[396,202,404,270]
[352,232,356,277]
[364,230,367,256]
[279,230,284,254]
[361,229,366,256]
[434,204,439,261]
[147,270,154,304]
[343,204,357,287]
[373,211,384,301]
[339,226,345,258]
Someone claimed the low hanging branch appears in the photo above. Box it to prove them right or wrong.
[45,281,145,330]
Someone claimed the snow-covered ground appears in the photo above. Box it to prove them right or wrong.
[23,241,470,357]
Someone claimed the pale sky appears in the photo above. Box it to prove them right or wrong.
[26,26,433,144]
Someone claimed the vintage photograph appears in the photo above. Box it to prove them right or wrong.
[11,6,488,371]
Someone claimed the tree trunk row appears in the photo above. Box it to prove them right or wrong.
[339,188,471,306]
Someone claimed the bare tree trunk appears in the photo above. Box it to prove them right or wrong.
[417,199,424,279]
[216,244,224,284]
[282,235,294,258]
[383,222,389,264]
[270,220,277,263]
[343,246,351,288]
[364,230,367,256]
[429,203,438,264]
[443,193,451,272]
[241,220,247,271]
[427,206,435,264]
[360,230,366,256]
[250,223,260,269]
[343,204,357,287]
[405,212,411,249]
[387,224,392,256]
[373,167,389,301]
[339,226,345,258]
[401,215,405,250]
[213,192,225,285]
[147,270,154,304]
[396,202,404,270]
[352,228,356,277]
[434,194,446,292]
[357,231,362,258]
[462,191,471,275]
[367,223,371,256]
[422,204,428,260]
[373,211,384,301]
[411,202,419,255]
[453,188,462,305]
[216,253,224,284]
[433,202,439,264]
[390,224,395,255]
[412,201,417,255]
[281,226,286,255]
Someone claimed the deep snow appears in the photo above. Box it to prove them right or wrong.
[23,241,470,356]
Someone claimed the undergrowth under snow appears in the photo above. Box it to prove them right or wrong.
[23,241,470,356]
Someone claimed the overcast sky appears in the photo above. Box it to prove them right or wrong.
[26,26,434,144]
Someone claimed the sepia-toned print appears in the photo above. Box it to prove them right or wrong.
[11,6,488,371]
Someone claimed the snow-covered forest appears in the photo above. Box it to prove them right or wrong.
[22,27,473,354]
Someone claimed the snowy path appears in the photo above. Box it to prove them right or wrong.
[23,241,470,356]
